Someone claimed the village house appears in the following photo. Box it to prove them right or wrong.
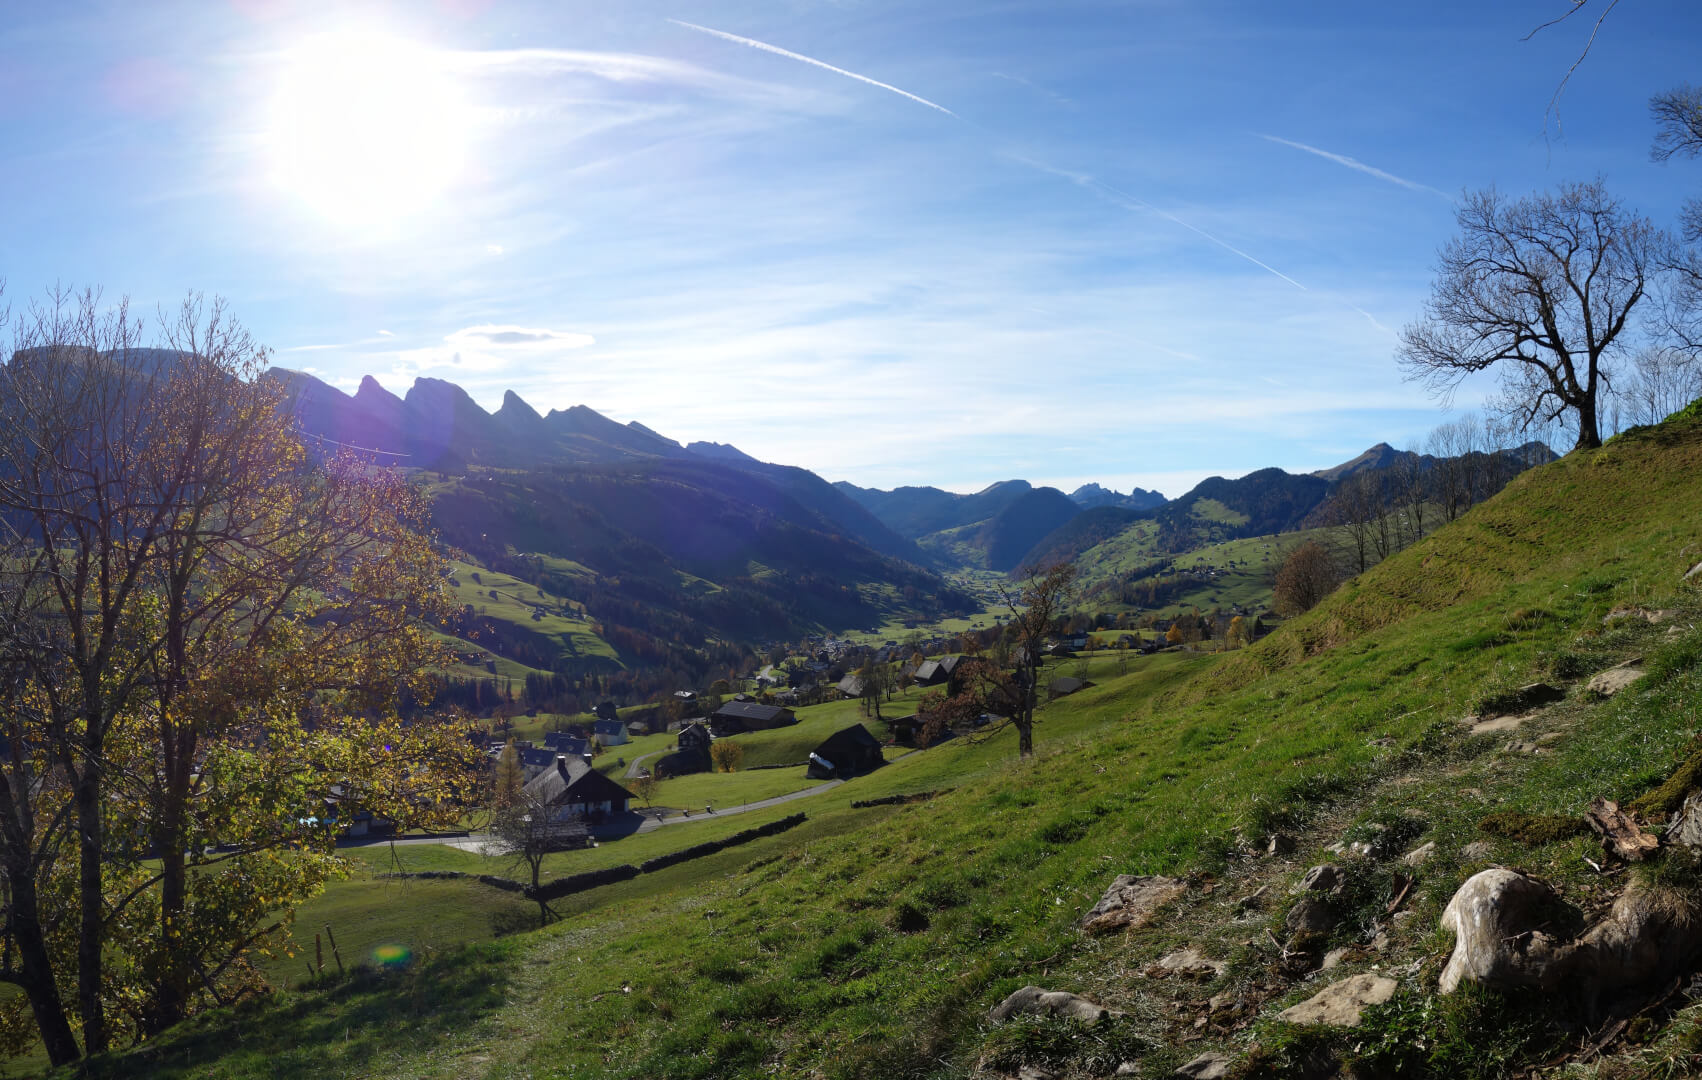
[805,724,885,780]
[543,730,592,759]
[654,722,713,776]
[709,701,797,737]
[592,718,629,746]
[522,755,635,821]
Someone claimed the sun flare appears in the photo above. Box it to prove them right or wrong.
[266,30,471,227]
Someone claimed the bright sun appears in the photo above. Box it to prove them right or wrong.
[266,31,471,227]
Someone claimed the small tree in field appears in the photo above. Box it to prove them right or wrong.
[709,739,745,773]
[1274,541,1339,616]
[628,772,658,808]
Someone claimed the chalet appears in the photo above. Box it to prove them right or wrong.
[912,660,949,687]
[592,718,629,746]
[522,755,635,821]
[709,701,797,737]
[805,724,885,780]
[655,722,712,776]
[836,673,866,699]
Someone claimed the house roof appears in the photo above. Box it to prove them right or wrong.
[913,660,944,682]
[519,746,558,768]
[592,719,626,735]
[1048,676,1090,694]
[711,701,792,724]
[837,674,866,697]
[542,731,589,754]
[523,756,634,807]
[812,723,883,759]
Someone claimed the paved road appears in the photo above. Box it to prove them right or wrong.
[623,748,668,779]
[633,777,843,832]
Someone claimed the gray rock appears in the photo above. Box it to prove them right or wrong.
[1320,947,1351,971]
[1438,869,1576,993]
[1670,790,1702,849]
[1298,864,1345,893]
[1286,895,1338,933]
[1080,875,1187,934]
[1277,973,1398,1027]
[1115,1064,1140,1077]
[1175,1051,1233,1078]
[1461,840,1494,860]
[989,985,1121,1025]
[1684,560,1702,582]
[1587,660,1647,697]
[1267,833,1297,857]
[1401,841,1437,867]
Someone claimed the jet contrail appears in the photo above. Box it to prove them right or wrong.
[1015,155,1309,292]
[668,19,958,118]
[1258,135,1454,202]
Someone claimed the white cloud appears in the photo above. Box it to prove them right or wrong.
[445,324,595,348]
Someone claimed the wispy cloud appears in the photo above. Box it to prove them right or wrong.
[446,324,595,348]
[667,19,958,118]
[1257,135,1453,201]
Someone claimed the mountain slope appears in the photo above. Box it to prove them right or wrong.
[117,401,1702,1080]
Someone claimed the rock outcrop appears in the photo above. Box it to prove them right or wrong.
[1439,868,1702,999]
[1080,875,1186,934]
[988,986,1121,1025]
[1277,974,1397,1027]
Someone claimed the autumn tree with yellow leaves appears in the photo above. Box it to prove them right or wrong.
[0,288,479,1062]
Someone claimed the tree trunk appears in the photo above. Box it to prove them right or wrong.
[1574,399,1602,450]
[75,768,105,1055]
[8,876,81,1065]
[143,839,190,1035]
[1016,720,1033,758]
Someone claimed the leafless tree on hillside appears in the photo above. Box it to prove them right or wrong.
[1399,182,1670,452]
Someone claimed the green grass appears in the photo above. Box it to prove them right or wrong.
[444,559,622,668]
[61,405,1702,1079]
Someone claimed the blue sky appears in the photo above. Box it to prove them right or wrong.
[2,1,1697,498]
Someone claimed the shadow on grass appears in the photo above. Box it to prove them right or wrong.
[71,941,517,1080]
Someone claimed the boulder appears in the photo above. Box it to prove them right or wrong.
[988,985,1120,1025]
[1438,869,1575,993]
[1277,973,1397,1027]
[1080,875,1186,934]
[1286,895,1338,934]
[1587,660,1647,697]
[1669,790,1702,848]
[1174,1051,1233,1078]
[1574,879,1702,993]
[1684,560,1702,582]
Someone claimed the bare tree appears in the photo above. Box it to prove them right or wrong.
[1398,181,1669,451]
[1652,84,1702,241]
[1273,541,1339,617]
[982,563,1078,759]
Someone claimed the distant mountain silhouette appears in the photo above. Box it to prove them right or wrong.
[1068,483,1166,510]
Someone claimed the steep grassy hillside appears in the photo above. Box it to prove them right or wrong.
[73,404,1702,1080]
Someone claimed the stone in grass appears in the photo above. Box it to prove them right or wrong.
[1152,947,1228,978]
[1401,841,1436,866]
[1079,875,1186,934]
[1174,1051,1233,1078]
[1267,833,1297,857]
[1586,660,1647,697]
[1684,560,1702,582]
[988,985,1121,1026]
[1285,895,1337,934]
[1277,973,1398,1027]
[1296,864,1344,893]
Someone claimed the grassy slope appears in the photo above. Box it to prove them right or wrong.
[71,405,1702,1079]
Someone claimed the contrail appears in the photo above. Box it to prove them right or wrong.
[668,19,958,118]
[1015,155,1308,292]
[1258,135,1454,202]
